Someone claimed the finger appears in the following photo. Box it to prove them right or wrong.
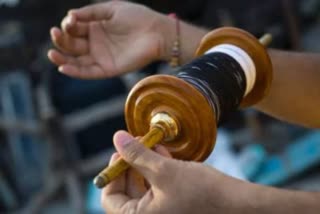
[58,64,106,80]
[68,22,89,37]
[153,145,172,158]
[101,193,131,213]
[48,49,100,79]
[113,131,170,185]
[103,153,125,195]
[68,2,115,22]
[101,153,134,213]
[48,49,95,67]
[128,137,148,198]
[61,14,89,37]
[50,27,89,55]
[126,169,147,198]
[48,49,68,65]
[61,14,75,33]
[47,49,77,66]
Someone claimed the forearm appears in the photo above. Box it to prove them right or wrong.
[248,183,320,214]
[159,17,320,128]
[255,50,320,128]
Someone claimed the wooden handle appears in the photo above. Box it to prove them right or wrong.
[259,34,272,47]
[93,127,165,188]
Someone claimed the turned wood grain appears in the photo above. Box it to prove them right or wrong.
[125,75,217,162]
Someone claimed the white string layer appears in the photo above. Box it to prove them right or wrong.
[205,44,256,96]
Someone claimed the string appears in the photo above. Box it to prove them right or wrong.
[177,52,246,123]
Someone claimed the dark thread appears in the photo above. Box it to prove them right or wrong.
[177,52,246,123]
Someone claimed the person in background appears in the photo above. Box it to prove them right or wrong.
[48,1,320,214]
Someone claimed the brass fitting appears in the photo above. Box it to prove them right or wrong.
[150,113,179,142]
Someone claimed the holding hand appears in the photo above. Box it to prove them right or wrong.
[102,131,255,214]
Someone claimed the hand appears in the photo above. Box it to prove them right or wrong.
[102,131,256,214]
[48,1,174,79]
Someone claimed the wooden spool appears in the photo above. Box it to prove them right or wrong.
[93,27,274,188]
[125,27,273,162]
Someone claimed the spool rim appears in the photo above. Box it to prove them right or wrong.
[125,75,217,161]
[195,27,273,107]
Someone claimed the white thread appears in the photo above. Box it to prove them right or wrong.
[205,44,256,96]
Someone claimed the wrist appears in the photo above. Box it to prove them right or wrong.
[158,14,209,65]
[157,14,177,62]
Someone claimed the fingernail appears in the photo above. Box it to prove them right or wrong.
[67,16,73,25]
[50,28,59,41]
[68,9,76,16]
[109,153,120,164]
[114,131,134,147]
[58,66,64,73]
[111,152,119,159]
[50,28,55,37]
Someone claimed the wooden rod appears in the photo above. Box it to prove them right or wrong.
[259,34,272,47]
[93,126,165,188]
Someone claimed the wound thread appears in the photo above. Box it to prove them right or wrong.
[206,44,256,96]
[177,52,247,123]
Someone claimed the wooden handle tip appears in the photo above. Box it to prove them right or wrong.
[93,176,109,189]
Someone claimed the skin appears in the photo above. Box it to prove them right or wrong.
[256,50,320,128]
[104,130,320,214]
[48,1,320,213]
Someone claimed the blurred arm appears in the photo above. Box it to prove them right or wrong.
[247,183,320,214]
[255,50,320,128]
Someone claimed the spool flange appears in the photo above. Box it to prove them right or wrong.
[125,75,216,161]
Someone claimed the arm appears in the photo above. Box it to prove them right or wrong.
[255,50,320,128]
[161,21,320,128]
[247,182,320,214]
[156,17,320,128]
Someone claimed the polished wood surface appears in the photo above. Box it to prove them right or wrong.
[125,75,216,162]
[195,27,273,108]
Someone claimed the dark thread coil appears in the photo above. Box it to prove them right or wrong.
[177,52,247,123]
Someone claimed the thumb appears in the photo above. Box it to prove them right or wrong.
[113,131,169,185]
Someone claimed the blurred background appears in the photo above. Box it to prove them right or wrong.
[0,0,320,213]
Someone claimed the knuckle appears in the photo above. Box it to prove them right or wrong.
[155,159,180,184]
[154,159,169,172]
[124,143,145,163]
[120,201,138,214]
[152,159,172,183]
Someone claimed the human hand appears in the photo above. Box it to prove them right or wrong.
[48,1,174,79]
[102,131,256,214]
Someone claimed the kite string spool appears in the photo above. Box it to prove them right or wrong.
[93,28,273,189]
[177,47,254,123]
[206,44,256,96]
